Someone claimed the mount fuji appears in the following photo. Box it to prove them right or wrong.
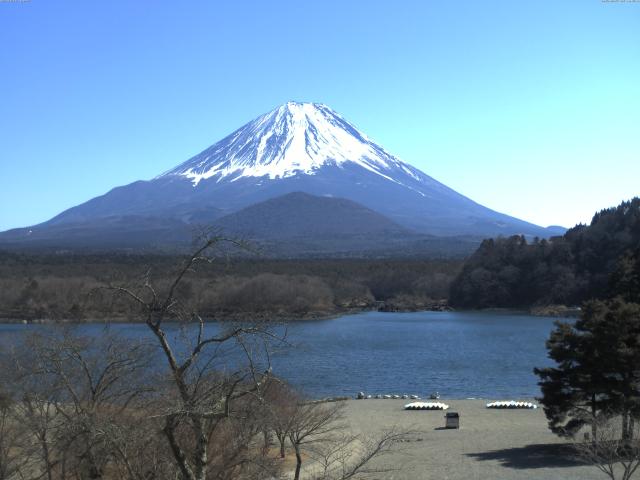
[0,101,563,253]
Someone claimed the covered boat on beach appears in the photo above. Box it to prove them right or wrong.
[486,400,537,409]
[404,402,450,410]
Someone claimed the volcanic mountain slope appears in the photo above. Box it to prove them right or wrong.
[210,192,480,257]
[213,192,408,239]
[1,101,563,251]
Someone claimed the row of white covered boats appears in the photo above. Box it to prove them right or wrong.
[356,391,440,400]
[354,392,538,410]
[403,400,538,410]
[405,402,450,410]
[356,393,423,400]
[485,400,538,409]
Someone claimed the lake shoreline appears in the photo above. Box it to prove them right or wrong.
[0,300,579,324]
[0,300,450,324]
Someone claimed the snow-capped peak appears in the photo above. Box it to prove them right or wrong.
[160,101,425,186]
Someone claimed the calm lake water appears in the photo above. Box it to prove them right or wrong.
[0,311,559,399]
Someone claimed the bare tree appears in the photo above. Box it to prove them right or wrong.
[0,390,31,480]
[111,235,281,480]
[285,399,411,480]
[10,329,159,480]
[19,392,62,480]
[1,343,60,480]
[263,378,299,459]
[96,409,179,480]
[574,414,640,480]
[288,401,346,480]
[204,394,280,480]
[308,429,408,480]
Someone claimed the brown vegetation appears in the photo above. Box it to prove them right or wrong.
[0,238,410,479]
[573,415,640,480]
[0,251,461,322]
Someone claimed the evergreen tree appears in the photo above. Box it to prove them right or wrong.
[535,299,640,440]
[450,197,640,309]
[610,249,640,303]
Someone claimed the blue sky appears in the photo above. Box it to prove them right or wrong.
[1,0,638,231]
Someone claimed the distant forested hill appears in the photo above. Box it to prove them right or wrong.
[449,198,640,309]
[0,253,462,322]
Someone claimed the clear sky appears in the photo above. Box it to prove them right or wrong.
[1,0,638,231]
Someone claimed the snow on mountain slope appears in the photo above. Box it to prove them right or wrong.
[160,101,426,193]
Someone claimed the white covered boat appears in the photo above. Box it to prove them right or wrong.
[404,401,449,410]
[486,400,537,409]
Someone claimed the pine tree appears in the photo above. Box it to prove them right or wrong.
[610,249,640,303]
[535,299,640,440]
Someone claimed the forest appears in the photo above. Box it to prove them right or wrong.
[449,198,640,309]
[4,198,640,321]
[0,251,461,322]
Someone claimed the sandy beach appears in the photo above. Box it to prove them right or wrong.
[333,399,606,480]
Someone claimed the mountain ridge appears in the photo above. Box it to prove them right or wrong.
[212,191,410,239]
[0,101,565,252]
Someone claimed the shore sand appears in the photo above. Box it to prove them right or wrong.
[334,399,606,480]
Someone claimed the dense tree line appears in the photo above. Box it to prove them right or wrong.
[527,200,640,479]
[0,253,461,322]
[450,198,640,309]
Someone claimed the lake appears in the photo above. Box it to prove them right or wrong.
[0,311,559,399]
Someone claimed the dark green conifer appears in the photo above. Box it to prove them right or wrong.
[535,299,640,440]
